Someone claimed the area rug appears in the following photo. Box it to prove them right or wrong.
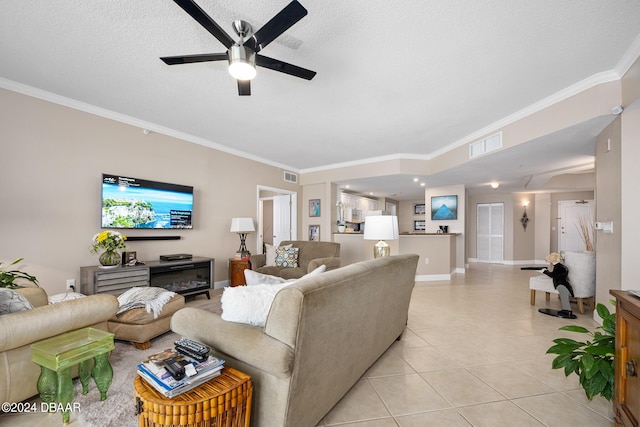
[73,295,219,426]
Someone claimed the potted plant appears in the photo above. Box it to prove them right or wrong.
[546,302,615,401]
[0,258,39,288]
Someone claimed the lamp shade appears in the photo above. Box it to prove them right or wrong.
[364,215,399,241]
[230,218,255,233]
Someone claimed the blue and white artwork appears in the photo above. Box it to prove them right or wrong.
[431,195,458,220]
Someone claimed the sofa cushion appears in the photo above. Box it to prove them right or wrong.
[275,247,299,268]
[265,243,292,267]
[0,288,33,315]
[221,282,290,327]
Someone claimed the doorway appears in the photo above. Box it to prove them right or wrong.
[257,186,298,254]
[558,200,595,252]
[476,203,504,263]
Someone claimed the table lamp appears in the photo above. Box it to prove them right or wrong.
[364,215,399,258]
[230,218,255,258]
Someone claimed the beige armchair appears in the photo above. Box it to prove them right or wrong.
[529,251,596,314]
[251,240,341,280]
[0,287,118,404]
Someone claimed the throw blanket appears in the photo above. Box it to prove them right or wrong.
[116,287,176,319]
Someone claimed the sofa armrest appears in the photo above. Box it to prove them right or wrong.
[308,257,341,273]
[251,254,266,269]
[0,294,118,352]
[171,307,294,378]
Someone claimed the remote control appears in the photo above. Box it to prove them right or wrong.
[175,338,210,362]
[163,357,186,381]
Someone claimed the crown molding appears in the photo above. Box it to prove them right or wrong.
[0,77,300,173]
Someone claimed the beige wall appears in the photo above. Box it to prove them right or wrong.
[595,118,622,304]
[0,88,298,294]
[425,185,465,270]
[621,57,640,291]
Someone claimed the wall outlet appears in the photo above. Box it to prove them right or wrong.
[424,258,430,265]
[66,279,76,291]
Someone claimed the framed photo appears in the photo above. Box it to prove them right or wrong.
[431,195,458,220]
[308,225,320,241]
[309,199,321,217]
[414,203,426,215]
[122,251,137,265]
[413,220,426,231]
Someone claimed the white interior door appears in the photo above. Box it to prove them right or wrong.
[257,186,297,253]
[477,203,504,263]
[272,194,292,246]
[558,200,594,252]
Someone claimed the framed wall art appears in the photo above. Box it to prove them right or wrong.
[413,220,426,231]
[414,203,425,215]
[431,195,458,220]
[308,225,320,241]
[309,199,321,217]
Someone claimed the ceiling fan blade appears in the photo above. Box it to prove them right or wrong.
[237,80,251,96]
[245,0,308,52]
[256,55,316,80]
[173,0,235,49]
[160,53,228,65]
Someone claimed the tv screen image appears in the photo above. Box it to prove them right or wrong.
[101,174,194,229]
[431,195,458,220]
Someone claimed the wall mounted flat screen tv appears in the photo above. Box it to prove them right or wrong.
[431,195,458,220]
[101,174,194,229]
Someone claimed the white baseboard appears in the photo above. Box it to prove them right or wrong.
[415,274,451,282]
[214,280,228,289]
[468,259,546,266]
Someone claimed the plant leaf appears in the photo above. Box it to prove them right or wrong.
[559,325,590,333]
[596,303,610,320]
[551,353,576,370]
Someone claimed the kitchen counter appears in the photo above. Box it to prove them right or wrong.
[333,232,459,280]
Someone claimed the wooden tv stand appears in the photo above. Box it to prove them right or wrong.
[80,257,214,298]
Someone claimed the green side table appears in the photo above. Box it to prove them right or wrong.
[31,327,115,423]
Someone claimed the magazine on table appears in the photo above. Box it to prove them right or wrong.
[137,348,225,397]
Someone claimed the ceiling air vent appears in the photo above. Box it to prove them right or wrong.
[469,132,502,159]
[284,171,298,183]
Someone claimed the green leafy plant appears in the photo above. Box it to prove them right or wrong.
[546,302,615,401]
[0,258,40,288]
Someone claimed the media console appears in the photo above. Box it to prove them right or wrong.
[80,257,214,298]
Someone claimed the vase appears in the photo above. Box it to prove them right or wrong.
[99,250,120,267]
[338,225,346,233]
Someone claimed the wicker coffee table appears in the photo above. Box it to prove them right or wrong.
[134,367,252,427]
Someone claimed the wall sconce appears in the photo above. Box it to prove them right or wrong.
[521,201,529,231]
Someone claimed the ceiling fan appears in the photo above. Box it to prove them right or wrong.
[160,0,317,96]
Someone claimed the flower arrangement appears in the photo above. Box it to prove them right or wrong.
[90,231,127,254]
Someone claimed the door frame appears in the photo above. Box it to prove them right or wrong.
[256,185,298,254]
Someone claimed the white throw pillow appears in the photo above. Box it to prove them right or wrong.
[48,292,86,304]
[300,264,327,279]
[221,282,290,327]
[244,269,290,286]
[265,243,292,266]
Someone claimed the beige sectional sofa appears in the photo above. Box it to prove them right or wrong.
[251,240,341,279]
[0,287,118,404]
[171,254,419,427]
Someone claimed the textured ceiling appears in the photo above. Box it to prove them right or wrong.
[1,1,640,199]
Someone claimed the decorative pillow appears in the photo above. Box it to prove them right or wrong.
[275,247,299,268]
[300,264,327,279]
[48,292,86,304]
[0,288,34,315]
[221,282,290,327]
[244,269,291,286]
[265,243,292,266]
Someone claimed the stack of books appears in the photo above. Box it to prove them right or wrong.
[137,347,225,398]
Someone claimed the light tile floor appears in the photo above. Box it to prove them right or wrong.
[316,263,614,427]
[3,263,614,427]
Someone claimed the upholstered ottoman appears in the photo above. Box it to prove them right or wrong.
[107,294,185,349]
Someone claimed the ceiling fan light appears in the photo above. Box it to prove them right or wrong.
[228,45,256,80]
